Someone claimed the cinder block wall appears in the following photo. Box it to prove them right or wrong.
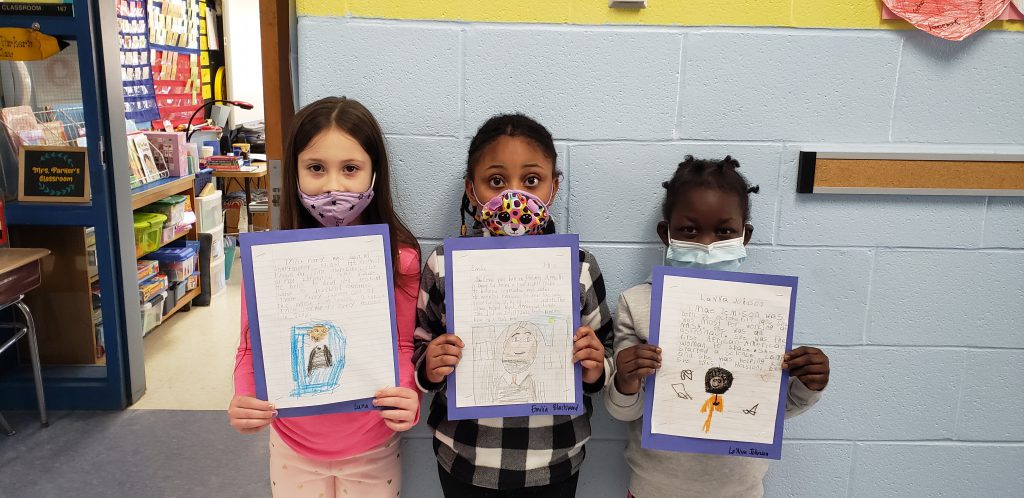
[296,15,1024,498]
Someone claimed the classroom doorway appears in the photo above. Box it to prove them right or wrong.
[126,0,292,410]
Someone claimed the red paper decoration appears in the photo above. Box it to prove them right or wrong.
[883,0,1012,40]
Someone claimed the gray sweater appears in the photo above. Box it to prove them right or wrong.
[604,282,823,498]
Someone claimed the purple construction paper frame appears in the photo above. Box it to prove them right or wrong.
[641,266,798,460]
[240,224,401,418]
[444,234,584,420]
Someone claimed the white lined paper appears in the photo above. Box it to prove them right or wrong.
[250,235,396,409]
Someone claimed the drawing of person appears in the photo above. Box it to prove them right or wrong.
[289,321,347,397]
[493,322,540,403]
[306,325,333,381]
[700,367,733,433]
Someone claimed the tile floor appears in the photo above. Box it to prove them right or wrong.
[3,252,631,498]
[130,253,242,411]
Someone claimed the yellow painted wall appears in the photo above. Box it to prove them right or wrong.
[297,0,1023,32]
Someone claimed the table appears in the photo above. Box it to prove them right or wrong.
[0,248,50,436]
[212,162,268,233]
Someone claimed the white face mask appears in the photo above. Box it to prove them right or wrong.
[665,229,747,272]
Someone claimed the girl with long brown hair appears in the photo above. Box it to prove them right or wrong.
[229,97,421,497]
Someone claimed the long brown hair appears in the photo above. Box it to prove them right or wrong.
[279,97,419,286]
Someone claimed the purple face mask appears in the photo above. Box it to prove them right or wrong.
[299,174,375,227]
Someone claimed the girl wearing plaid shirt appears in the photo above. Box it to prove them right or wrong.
[413,114,614,497]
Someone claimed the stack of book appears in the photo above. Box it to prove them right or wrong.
[203,155,244,171]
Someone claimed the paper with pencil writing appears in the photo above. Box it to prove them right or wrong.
[240,225,401,418]
[642,266,796,459]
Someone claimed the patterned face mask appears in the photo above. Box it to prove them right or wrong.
[476,189,550,236]
[298,174,375,227]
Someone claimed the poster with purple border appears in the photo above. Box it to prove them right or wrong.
[443,234,584,420]
[641,266,797,459]
[240,225,401,418]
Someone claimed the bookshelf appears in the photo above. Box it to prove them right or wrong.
[131,174,200,331]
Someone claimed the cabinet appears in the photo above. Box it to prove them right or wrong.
[10,226,104,365]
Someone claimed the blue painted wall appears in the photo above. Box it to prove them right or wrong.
[296,16,1024,497]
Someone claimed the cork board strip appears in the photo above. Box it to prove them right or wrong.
[797,152,1024,196]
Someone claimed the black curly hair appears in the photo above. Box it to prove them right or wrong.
[459,114,562,234]
[704,366,734,395]
[661,155,760,223]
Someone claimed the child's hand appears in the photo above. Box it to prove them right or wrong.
[424,334,464,384]
[573,326,606,384]
[614,344,661,395]
[228,395,276,434]
[374,386,419,432]
[782,346,830,391]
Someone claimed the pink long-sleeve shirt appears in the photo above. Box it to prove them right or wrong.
[234,245,421,461]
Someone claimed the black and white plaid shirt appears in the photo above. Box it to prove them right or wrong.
[413,240,614,489]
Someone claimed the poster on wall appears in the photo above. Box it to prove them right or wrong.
[118,0,161,125]
[641,266,797,459]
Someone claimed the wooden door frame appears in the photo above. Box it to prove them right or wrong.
[259,0,294,229]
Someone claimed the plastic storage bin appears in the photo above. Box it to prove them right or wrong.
[162,286,176,315]
[210,255,226,296]
[196,189,223,233]
[139,300,153,334]
[139,194,188,225]
[205,223,224,260]
[133,212,167,257]
[163,281,188,314]
[148,244,198,282]
[161,224,176,245]
[224,246,236,280]
[172,211,195,240]
[141,291,166,335]
[171,280,187,303]
[186,271,200,291]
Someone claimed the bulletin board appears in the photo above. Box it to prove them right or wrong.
[797,151,1024,196]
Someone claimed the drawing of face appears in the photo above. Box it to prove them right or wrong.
[704,367,734,395]
[501,323,539,374]
[309,325,329,343]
